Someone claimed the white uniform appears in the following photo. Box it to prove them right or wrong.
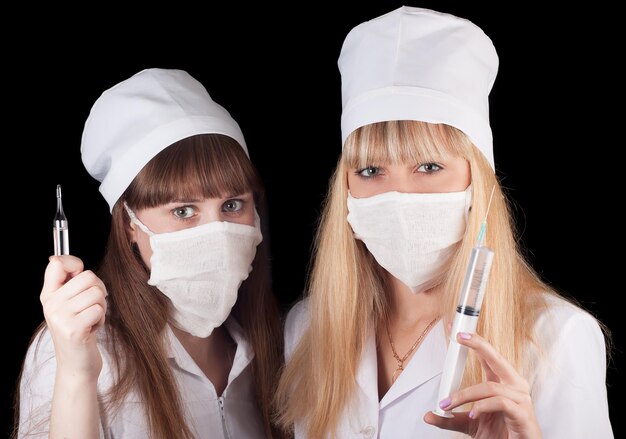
[285,294,613,438]
[17,317,265,439]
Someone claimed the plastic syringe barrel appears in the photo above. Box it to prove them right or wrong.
[432,245,494,417]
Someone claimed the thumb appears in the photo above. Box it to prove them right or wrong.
[423,410,471,434]
[41,255,84,298]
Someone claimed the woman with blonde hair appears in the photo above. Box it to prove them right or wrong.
[276,7,613,438]
[15,68,285,438]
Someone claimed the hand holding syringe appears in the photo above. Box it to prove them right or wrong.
[433,187,495,418]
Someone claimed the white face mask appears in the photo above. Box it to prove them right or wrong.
[125,204,262,337]
[346,187,471,293]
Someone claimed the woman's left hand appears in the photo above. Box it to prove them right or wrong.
[423,332,542,439]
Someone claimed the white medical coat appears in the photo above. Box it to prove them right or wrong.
[17,317,265,438]
[285,294,613,438]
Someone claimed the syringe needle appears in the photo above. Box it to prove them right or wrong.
[476,186,497,246]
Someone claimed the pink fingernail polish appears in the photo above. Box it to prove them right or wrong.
[469,410,475,419]
[459,332,471,340]
[439,397,452,409]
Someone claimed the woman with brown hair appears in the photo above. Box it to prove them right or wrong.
[15,68,284,438]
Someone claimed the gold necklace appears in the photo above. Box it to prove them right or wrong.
[385,316,439,383]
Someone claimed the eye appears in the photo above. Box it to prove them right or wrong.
[356,166,382,178]
[222,199,244,213]
[172,206,196,220]
[416,162,443,173]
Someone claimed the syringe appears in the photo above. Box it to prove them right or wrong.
[53,184,70,256]
[432,187,495,418]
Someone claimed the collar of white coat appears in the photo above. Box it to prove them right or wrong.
[357,319,447,408]
[163,316,254,384]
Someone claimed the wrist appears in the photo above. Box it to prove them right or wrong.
[54,367,100,392]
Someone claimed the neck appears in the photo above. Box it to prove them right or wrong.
[386,273,441,329]
[170,324,221,357]
[170,324,236,396]
[376,273,442,396]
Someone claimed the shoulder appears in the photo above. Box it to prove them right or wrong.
[20,326,115,390]
[534,293,605,349]
[529,296,612,436]
[284,298,310,360]
[285,298,310,332]
[530,293,608,384]
[18,327,117,437]
[21,327,56,383]
[17,327,57,435]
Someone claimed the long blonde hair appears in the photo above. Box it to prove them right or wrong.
[275,121,552,438]
[15,134,285,439]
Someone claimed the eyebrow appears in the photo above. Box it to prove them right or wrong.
[168,193,250,204]
[222,192,252,199]
[168,198,202,204]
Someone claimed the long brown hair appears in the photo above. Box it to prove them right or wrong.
[15,134,285,438]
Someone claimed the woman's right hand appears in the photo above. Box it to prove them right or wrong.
[40,255,107,382]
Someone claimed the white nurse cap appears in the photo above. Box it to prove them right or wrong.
[81,68,248,211]
[339,6,499,169]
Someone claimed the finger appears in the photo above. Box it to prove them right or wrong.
[51,303,107,342]
[449,380,530,411]
[456,332,524,385]
[41,256,84,302]
[473,347,499,383]
[467,394,531,425]
[74,303,107,333]
[52,270,107,303]
[455,332,497,382]
[66,286,108,316]
[470,394,540,435]
[423,410,471,434]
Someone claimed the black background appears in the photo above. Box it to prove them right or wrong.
[3,2,621,437]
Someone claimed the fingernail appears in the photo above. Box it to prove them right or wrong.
[469,409,475,419]
[439,397,452,409]
[459,332,471,340]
